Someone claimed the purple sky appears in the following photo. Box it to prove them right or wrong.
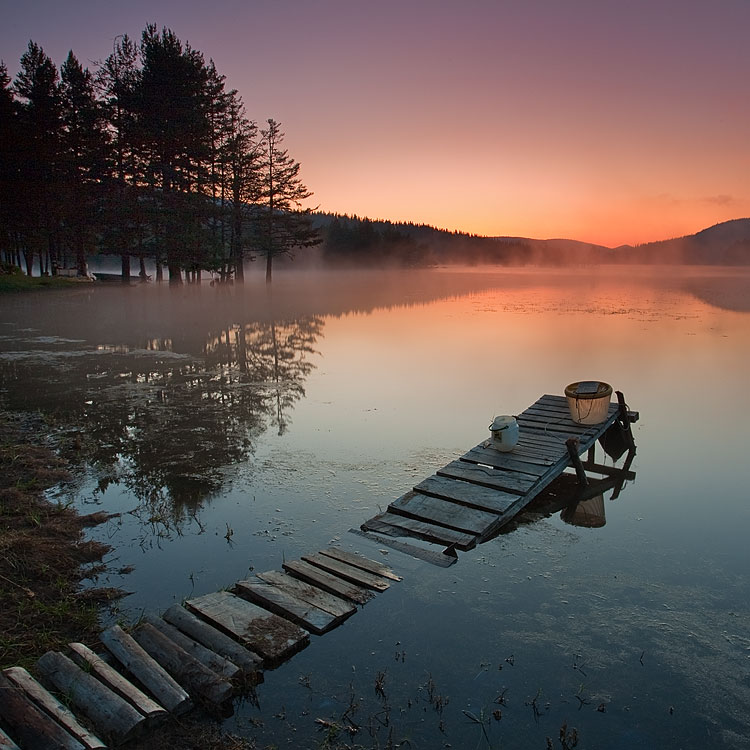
[3,0,749,246]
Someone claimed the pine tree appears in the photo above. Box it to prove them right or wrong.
[257,119,319,283]
[14,41,63,275]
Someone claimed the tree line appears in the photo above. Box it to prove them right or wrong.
[0,26,319,283]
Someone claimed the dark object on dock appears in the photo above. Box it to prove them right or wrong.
[361,392,637,555]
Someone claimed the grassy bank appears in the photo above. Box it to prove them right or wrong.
[0,264,86,292]
[0,411,117,669]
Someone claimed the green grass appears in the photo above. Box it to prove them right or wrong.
[0,272,82,293]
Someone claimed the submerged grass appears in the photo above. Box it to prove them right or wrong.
[0,410,115,669]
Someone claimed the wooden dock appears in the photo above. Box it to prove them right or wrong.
[0,390,636,747]
[0,548,399,748]
[360,392,637,555]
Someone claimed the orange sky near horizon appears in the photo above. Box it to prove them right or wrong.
[3,0,749,247]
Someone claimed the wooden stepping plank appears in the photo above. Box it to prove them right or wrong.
[390,490,504,539]
[100,625,192,715]
[350,528,459,567]
[414,475,520,516]
[319,547,402,581]
[68,642,167,722]
[301,552,391,591]
[186,590,309,666]
[143,615,240,680]
[437,460,535,494]
[0,726,20,750]
[0,671,84,750]
[361,511,477,550]
[282,559,374,604]
[256,570,357,619]
[36,650,146,744]
[517,414,592,434]
[162,604,263,676]
[462,444,555,470]
[234,579,343,635]
[133,623,234,705]
[3,667,106,750]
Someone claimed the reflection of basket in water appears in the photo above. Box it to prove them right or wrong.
[560,494,606,528]
[565,381,612,425]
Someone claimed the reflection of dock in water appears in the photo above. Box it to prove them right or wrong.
[359,392,637,562]
[0,391,637,747]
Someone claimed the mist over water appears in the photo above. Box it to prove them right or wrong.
[1,266,749,748]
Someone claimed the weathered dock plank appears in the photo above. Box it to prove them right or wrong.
[350,528,459,567]
[143,615,240,681]
[36,650,147,744]
[68,642,168,723]
[100,624,192,716]
[361,511,477,550]
[256,570,356,619]
[0,726,20,750]
[390,490,503,538]
[133,623,234,705]
[319,547,403,581]
[3,666,106,750]
[415,474,521,515]
[162,604,263,676]
[301,552,391,591]
[0,671,84,750]
[282,559,374,604]
[436,460,534,494]
[462,444,555,469]
[234,579,344,635]
[186,590,309,665]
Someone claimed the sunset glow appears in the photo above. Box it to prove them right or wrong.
[3,0,749,247]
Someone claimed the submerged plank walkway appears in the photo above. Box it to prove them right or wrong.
[0,548,400,748]
[361,393,626,550]
[0,392,635,748]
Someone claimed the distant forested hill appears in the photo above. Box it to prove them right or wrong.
[312,214,750,267]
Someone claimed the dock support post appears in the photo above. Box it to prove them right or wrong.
[565,437,589,486]
[615,391,636,450]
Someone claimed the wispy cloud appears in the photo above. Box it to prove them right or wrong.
[703,194,735,206]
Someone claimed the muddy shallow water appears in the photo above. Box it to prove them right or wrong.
[1,266,749,748]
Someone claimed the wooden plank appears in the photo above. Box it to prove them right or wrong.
[517,414,593,433]
[349,528,459,567]
[3,667,106,750]
[142,615,240,681]
[133,623,234,705]
[36,650,146,744]
[300,553,391,592]
[186,591,309,666]
[255,570,356,619]
[437,460,535,494]
[462,444,555,469]
[390,490,503,539]
[282,559,374,604]
[361,511,477,550]
[0,671,84,750]
[0,726,20,750]
[461,447,549,474]
[233,579,343,635]
[414,475,520,515]
[162,605,263,676]
[319,547,402,581]
[100,625,192,715]
[68,642,168,722]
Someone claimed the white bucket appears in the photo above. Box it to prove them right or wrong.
[489,415,519,452]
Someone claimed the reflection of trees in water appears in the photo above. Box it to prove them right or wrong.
[204,316,323,436]
[0,315,324,538]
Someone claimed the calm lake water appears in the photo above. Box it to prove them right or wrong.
[1,266,749,748]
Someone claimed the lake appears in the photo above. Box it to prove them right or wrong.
[1,266,749,748]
